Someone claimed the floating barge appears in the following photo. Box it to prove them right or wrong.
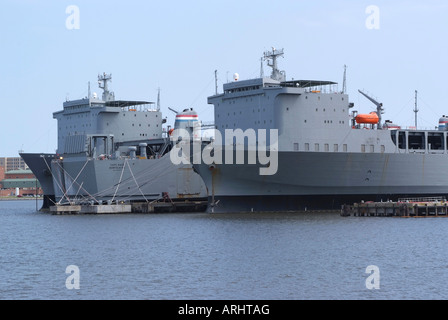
[50,200,208,215]
[341,197,448,218]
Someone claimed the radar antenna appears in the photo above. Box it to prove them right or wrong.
[263,47,286,82]
[358,89,384,129]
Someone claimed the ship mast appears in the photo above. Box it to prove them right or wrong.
[414,90,419,129]
[98,73,115,102]
[342,65,347,94]
[263,47,286,82]
[88,81,91,106]
[260,57,264,78]
[215,70,218,95]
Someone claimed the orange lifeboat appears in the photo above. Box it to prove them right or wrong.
[356,112,379,125]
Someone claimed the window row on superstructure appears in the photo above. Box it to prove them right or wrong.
[225,85,261,94]
[391,130,448,154]
[295,143,386,154]
[300,143,349,152]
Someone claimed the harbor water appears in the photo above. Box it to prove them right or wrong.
[2,200,448,300]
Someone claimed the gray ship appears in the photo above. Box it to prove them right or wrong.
[192,48,448,213]
[21,73,207,210]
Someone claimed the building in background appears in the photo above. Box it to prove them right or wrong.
[0,166,4,187]
[0,169,42,197]
[0,157,29,172]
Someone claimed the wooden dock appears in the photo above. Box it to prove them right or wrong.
[341,197,448,218]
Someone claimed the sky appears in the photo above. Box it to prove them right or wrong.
[1,0,447,156]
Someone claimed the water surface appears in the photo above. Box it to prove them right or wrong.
[1,200,448,300]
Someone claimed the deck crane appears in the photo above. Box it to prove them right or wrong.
[358,90,385,129]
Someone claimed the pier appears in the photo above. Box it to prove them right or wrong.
[49,200,208,215]
[341,197,448,218]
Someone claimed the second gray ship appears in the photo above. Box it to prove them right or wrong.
[192,48,448,213]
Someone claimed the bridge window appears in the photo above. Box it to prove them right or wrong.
[428,132,443,150]
[408,132,425,150]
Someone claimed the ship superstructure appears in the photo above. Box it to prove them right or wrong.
[193,48,448,213]
[53,73,165,157]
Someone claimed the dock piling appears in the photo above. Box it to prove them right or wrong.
[341,197,448,218]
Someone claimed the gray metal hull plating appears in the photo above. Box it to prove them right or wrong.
[19,153,56,209]
[19,153,55,195]
[194,150,448,212]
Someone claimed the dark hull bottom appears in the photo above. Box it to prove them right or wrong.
[41,195,56,211]
[207,194,448,213]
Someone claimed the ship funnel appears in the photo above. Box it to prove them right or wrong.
[172,108,200,141]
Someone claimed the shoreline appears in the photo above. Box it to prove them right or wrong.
[0,197,42,201]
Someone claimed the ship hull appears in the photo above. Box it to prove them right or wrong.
[194,150,448,213]
[19,153,56,210]
[203,193,448,213]
[51,154,208,204]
